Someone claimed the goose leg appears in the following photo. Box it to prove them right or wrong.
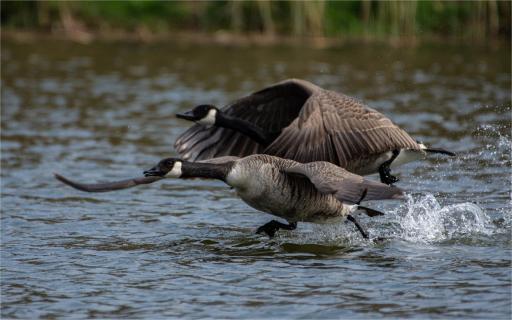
[256,220,297,238]
[379,149,400,185]
[347,215,369,239]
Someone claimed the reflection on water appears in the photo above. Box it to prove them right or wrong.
[1,39,511,319]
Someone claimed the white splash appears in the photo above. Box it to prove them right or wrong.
[474,123,511,164]
[396,194,493,243]
[272,192,499,246]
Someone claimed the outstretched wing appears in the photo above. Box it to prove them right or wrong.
[55,173,162,192]
[196,156,240,164]
[283,161,404,204]
[265,90,420,169]
[174,79,317,161]
[55,155,240,192]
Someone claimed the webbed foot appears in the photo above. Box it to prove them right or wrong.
[379,171,400,185]
[378,149,400,185]
[256,220,297,238]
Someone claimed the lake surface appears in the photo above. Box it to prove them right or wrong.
[1,39,511,319]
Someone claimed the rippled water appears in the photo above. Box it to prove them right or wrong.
[1,40,511,319]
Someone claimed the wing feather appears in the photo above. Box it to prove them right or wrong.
[197,156,240,164]
[283,162,403,204]
[176,80,420,171]
[265,90,420,169]
[55,174,162,193]
[174,79,315,161]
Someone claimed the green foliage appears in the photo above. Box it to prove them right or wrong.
[1,0,509,41]
[416,1,466,35]
[325,1,365,36]
[64,1,189,31]
[1,1,39,28]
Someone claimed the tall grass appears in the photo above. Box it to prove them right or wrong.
[1,0,510,41]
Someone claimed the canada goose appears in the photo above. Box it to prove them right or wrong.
[175,79,455,185]
[55,154,403,238]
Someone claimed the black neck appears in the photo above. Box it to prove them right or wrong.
[181,161,233,181]
[216,113,273,146]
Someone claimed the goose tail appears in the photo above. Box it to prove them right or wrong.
[418,143,456,156]
[423,148,456,157]
[357,205,385,217]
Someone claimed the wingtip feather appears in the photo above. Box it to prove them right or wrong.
[424,148,456,157]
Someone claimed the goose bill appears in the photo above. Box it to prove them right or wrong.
[176,111,197,121]
[143,167,165,177]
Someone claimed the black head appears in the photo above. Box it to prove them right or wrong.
[144,158,183,178]
[176,104,219,125]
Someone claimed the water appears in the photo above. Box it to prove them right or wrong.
[1,40,511,319]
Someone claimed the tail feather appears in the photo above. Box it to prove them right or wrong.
[424,148,456,157]
[357,205,385,217]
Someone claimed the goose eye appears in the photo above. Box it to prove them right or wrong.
[165,160,173,166]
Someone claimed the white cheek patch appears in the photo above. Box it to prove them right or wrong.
[197,109,217,126]
[165,161,182,178]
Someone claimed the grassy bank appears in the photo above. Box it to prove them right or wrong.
[1,1,510,44]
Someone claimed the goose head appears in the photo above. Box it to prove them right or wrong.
[144,158,183,178]
[176,104,219,126]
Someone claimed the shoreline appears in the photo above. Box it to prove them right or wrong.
[2,28,508,49]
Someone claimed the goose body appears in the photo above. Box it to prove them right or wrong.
[55,154,403,238]
[225,155,348,224]
[175,79,455,184]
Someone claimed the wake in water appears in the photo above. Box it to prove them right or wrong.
[285,194,502,246]
[392,194,494,244]
[467,122,512,168]
[274,123,512,246]
[381,122,510,245]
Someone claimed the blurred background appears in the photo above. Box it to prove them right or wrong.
[2,0,511,44]
[2,1,511,319]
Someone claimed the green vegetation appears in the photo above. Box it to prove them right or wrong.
[1,1,510,42]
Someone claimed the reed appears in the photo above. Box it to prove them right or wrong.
[1,0,509,42]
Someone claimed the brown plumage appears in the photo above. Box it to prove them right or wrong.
[283,160,403,204]
[174,79,424,176]
[55,154,404,238]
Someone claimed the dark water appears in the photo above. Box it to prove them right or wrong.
[1,39,511,319]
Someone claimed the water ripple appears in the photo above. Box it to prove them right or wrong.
[1,40,510,319]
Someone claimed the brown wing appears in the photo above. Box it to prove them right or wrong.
[55,157,238,193]
[174,79,318,161]
[264,90,420,168]
[197,156,240,164]
[283,162,404,204]
[55,173,162,193]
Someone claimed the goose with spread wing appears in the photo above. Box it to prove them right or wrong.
[175,79,455,185]
[55,154,403,238]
